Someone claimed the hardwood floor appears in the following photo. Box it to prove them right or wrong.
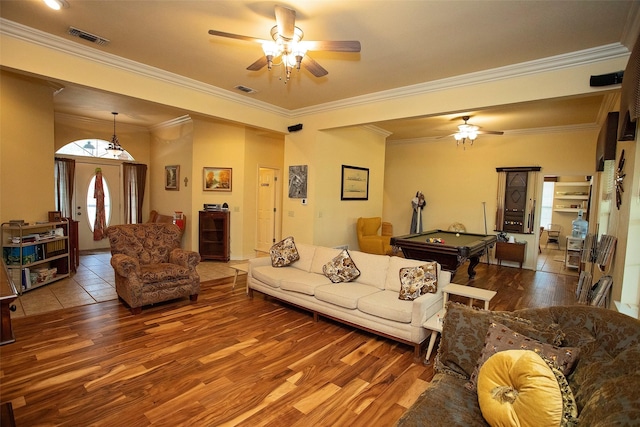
[0,263,578,426]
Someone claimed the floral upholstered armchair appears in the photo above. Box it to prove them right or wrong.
[106,223,201,314]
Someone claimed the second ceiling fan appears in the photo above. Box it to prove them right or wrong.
[208,5,361,83]
[442,116,504,147]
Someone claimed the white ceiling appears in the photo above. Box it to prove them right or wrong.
[1,0,638,139]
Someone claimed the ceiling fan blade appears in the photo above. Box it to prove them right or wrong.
[477,130,505,135]
[247,56,268,71]
[302,56,328,77]
[208,29,265,44]
[302,40,361,52]
[275,5,296,40]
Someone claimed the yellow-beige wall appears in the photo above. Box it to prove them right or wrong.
[149,118,195,248]
[282,125,387,249]
[384,129,598,270]
[0,71,56,223]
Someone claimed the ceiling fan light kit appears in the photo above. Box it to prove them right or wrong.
[454,116,479,146]
[208,5,360,85]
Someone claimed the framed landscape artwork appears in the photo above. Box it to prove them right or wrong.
[165,165,179,191]
[203,167,232,192]
[341,165,369,200]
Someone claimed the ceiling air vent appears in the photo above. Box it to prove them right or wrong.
[234,85,257,94]
[68,27,110,46]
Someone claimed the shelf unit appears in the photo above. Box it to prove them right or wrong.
[199,211,230,261]
[1,221,71,294]
[565,236,583,270]
[553,182,591,214]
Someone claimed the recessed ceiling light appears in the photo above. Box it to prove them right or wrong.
[43,0,69,10]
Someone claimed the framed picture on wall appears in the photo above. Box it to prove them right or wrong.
[288,165,308,198]
[341,165,369,200]
[203,167,232,191]
[165,165,179,190]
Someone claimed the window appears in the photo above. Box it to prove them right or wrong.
[56,139,134,160]
[540,181,555,229]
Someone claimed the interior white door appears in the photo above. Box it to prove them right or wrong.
[74,162,121,251]
[256,168,277,252]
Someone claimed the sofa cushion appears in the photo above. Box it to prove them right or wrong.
[398,262,438,301]
[270,236,300,267]
[397,373,487,427]
[477,350,578,427]
[280,273,332,295]
[322,250,361,283]
[251,265,315,288]
[573,343,640,426]
[291,243,316,272]
[315,283,380,309]
[436,303,566,379]
[349,250,390,289]
[467,322,579,391]
[385,256,431,292]
[310,246,343,274]
[358,289,414,323]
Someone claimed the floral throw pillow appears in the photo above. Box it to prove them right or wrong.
[270,236,300,267]
[398,262,438,301]
[322,250,361,283]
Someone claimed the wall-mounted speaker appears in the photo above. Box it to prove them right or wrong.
[287,123,303,132]
[590,71,624,87]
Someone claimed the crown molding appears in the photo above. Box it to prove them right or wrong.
[0,18,290,118]
[149,115,193,132]
[54,112,149,132]
[292,43,630,118]
[362,125,393,138]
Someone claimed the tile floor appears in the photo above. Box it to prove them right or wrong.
[10,250,248,318]
[536,246,580,277]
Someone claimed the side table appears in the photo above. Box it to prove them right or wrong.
[229,263,249,292]
[422,283,497,364]
[495,241,526,268]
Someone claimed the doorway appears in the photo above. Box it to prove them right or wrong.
[74,162,121,251]
[256,167,280,253]
[536,175,589,277]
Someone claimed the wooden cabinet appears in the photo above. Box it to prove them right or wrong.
[1,221,71,294]
[199,211,230,261]
[495,241,526,268]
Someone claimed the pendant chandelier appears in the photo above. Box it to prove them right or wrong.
[106,112,124,157]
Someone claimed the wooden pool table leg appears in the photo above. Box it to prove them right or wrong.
[467,256,480,278]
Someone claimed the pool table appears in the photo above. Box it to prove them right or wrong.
[390,230,496,279]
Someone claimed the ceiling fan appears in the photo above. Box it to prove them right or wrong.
[208,5,361,83]
[440,116,504,147]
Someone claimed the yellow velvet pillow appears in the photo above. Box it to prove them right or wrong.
[477,349,577,427]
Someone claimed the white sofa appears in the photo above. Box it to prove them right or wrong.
[248,243,452,359]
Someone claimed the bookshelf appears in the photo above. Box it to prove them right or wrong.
[1,220,71,294]
[553,181,591,215]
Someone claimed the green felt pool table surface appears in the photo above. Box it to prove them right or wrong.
[390,229,497,279]
[398,230,489,246]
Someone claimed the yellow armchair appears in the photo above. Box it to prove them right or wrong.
[357,217,394,255]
